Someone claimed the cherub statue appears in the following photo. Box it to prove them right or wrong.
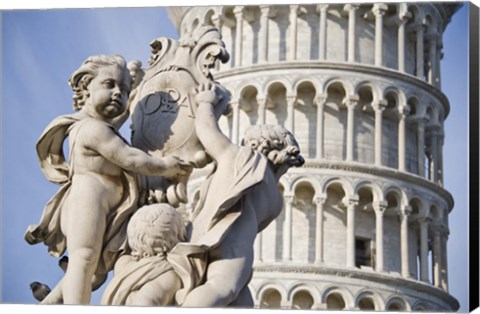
[168,83,305,307]
[127,60,144,89]
[101,203,185,306]
[24,54,190,304]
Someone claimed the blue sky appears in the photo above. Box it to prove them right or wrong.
[0,2,470,312]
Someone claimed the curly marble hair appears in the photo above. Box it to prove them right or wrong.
[127,204,186,260]
[241,125,305,168]
[68,54,131,111]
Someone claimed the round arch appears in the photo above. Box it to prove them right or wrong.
[383,86,407,109]
[407,4,426,26]
[290,176,321,197]
[287,283,320,309]
[322,177,354,198]
[259,287,283,309]
[322,77,354,96]
[425,103,439,125]
[238,83,261,98]
[424,14,439,36]
[238,84,260,114]
[355,289,384,311]
[321,286,354,310]
[287,282,320,299]
[263,79,292,98]
[429,203,442,222]
[291,290,315,310]
[256,282,288,306]
[353,180,383,204]
[293,78,320,97]
[355,81,382,102]
[406,94,424,117]
[385,295,411,311]
[425,104,435,121]
[383,185,409,208]
[409,195,428,217]
[412,300,430,311]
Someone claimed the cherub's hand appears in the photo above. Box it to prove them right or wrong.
[161,156,193,179]
[194,82,222,107]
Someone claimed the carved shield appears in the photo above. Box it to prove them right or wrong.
[128,26,230,206]
[131,68,202,164]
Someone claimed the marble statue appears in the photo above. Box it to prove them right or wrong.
[26,26,304,308]
[24,54,190,304]
[101,203,185,306]
[166,83,305,307]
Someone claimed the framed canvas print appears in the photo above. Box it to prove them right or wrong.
[1,0,477,313]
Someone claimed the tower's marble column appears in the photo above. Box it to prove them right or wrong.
[346,197,359,268]
[441,226,449,291]
[436,46,443,88]
[400,205,412,278]
[231,100,240,144]
[419,216,431,282]
[415,117,427,177]
[259,5,270,63]
[374,201,388,272]
[398,106,410,172]
[438,131,444,186]
[415,24,426,79]
[317,4,329,60]
[257,97,267,125]
[315,95,327,159]
[283,194,294,261]
[287,94,296,132]
[432,226,442,288]
[344,4,359,63]
[289,4,299,61]
[373,99,387,166]
[315,196,326,264]
[398,11,411,72]
[372,4,388,66]
[427,33,438,85]
[346,96,360,161]
[233,6,244,67]
[428,128,439,183]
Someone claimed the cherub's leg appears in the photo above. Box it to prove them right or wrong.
[40,270,106,304]
[61,201,106,304]
[40,278,64,304]
[182,212,257,307]
[181,253,253,307]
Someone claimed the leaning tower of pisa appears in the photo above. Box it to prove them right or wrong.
[168,2,460,311]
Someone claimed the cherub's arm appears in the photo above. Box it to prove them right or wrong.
[82,120,190,178]
[194,83,238,162]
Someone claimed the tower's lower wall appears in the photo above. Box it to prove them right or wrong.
[250,265,459,311]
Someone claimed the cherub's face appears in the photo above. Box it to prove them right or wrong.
[85,65,131,120]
